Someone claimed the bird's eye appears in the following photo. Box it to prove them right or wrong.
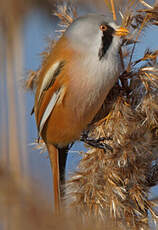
[100,24,107,32]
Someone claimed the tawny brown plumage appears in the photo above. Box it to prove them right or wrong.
[33,15,129,213]
[35,36,108,146]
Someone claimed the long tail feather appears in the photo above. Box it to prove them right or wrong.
[58,147,68,197]
[47,144,69,213]
[47,144,60,214]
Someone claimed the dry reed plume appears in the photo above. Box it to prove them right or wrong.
[25,0,158,229]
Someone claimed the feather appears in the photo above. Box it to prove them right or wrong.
[39,86,66,135]
[39,89,60,134]
[30,106,34,115]
[38,61,65,102]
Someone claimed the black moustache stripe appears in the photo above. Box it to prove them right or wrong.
[98,28,114,60]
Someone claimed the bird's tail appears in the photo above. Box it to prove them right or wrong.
[47,144,68,213]
[58,146,68,197]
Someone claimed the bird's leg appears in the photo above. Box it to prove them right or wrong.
[80,131,113,152]
[47,144,61,215]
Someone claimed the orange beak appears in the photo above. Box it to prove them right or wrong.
[114,26,129,36]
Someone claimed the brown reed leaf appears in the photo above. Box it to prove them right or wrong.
[54,2,77,26]
[104,0,117,21]
[25,70,41,90]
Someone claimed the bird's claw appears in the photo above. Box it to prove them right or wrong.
[80,134,113,152]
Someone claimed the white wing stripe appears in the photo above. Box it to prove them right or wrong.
[38,61,60,102]
[39,89,61,135]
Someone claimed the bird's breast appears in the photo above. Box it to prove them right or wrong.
[67,53,120,119]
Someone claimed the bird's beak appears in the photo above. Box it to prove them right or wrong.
[114,27,129,36]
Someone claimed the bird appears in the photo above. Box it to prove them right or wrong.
[33,14,129,213]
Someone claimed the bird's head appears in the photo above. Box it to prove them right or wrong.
[65,14,129,60]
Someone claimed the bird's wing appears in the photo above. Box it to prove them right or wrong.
[38,61,65,103]
[39,86,65,135]
[35,60,67,135]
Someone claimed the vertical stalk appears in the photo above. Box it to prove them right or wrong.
[13,23,29,179]
[0,29,8,166]
[6,34,21,177]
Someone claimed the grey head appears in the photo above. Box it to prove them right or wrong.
[64,14,121,61]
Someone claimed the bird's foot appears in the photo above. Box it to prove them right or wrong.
[80,133,113,152]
